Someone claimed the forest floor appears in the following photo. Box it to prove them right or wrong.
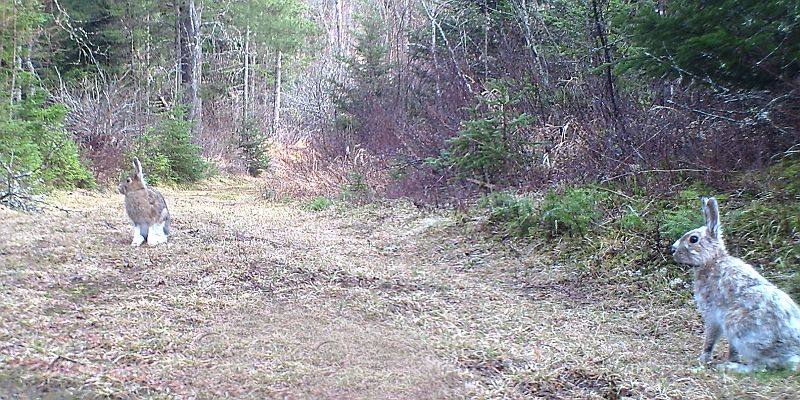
[1,180,798,399]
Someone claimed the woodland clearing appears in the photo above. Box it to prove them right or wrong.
[1,181,798,399]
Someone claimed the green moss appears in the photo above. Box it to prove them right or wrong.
[618,205,646,232]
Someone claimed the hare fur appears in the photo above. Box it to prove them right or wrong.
[672,197,800,373]
[118,157,171,246]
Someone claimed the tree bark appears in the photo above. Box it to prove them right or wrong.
[243,26,250,120]
[483,0,489,81]
[13,45,22,103]
[25,34,37,96]
[271,50,282,137]
[591,0,626,135]
[335,0,343,54]
[430,14,440,96]
[511,0,549,87]
[174,0,183,101]
[187,0,203,138]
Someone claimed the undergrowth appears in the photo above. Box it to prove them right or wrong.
[128,108,211,185]
[306,196,334,211]
[477,191,537,237]
[470,160,800,299]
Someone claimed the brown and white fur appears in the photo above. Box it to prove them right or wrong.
[118,157,171,246]
[672,197,800,373]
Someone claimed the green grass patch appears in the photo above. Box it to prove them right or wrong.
[541,186,606,237]
[306,196,334,211]
[477,191,538,238]
[471,182,797,303]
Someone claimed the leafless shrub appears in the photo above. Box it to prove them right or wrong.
[52,75,152,181]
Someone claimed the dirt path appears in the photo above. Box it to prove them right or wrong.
[1,183,798,399]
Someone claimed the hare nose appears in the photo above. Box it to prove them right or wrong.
[671,240,679,253]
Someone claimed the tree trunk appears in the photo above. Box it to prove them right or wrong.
[483,0,489,81]
[335,0,343,54]
[13,45,22,103]
[146,11,153,120]
[187,0,203,138]
[9,3,20,106]
[243,26,250,120]
[430,15,440,96]
[591,0,626,135]
[271,50,282,137]
[25,35,36,96]
[511,0,549,87]
[174,0,182,101]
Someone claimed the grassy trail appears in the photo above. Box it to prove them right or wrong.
[1,183,797,399]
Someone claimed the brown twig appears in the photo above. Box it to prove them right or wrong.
[50,354,84,366]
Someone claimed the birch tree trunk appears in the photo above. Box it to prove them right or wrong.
[243,26,250,120]
[511,0,549,87]
[25,35,36,96]
[430,15,440,96]
[9,3,20,106]
[13,45,22,103]
[174,0,182,101]
[271,50,282,137]
[187,0,203,138]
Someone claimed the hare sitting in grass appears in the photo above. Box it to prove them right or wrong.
[672,197,800,373]
[118,157,171,246]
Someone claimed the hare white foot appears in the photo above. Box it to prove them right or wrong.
[146,222,168,246]
[718,361,757,374]
[131,226,146,247]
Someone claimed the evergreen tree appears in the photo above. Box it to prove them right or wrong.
[333,11,394,148]
[0,0,94,194]
[621,0,800,90]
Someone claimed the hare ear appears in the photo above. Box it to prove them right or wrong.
[133,157,143,180]
[702,197,721,238]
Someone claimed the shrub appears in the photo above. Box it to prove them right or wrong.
[0,91,94,190]
[477,191,537,237]
[660,208,703,242]
[541,187,606,237]
[127,132,172,185]
[427,79,538,184]
[769,159,800,196]
[618,205,646,232]
[727,197,800,271]
[341,171,369,203]
[129,108,210,185]
[238,118,271,177]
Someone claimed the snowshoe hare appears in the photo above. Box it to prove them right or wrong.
[672,197,800,373]
[118,157,171,246]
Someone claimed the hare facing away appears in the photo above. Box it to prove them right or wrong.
[118,157,171,247]
[672,197,800,373]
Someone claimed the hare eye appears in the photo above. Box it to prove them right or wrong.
[126,178,132,183]
[689,235,699,243]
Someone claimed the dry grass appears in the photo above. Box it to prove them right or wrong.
[1,182,799,399]
[265,141,388,200]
